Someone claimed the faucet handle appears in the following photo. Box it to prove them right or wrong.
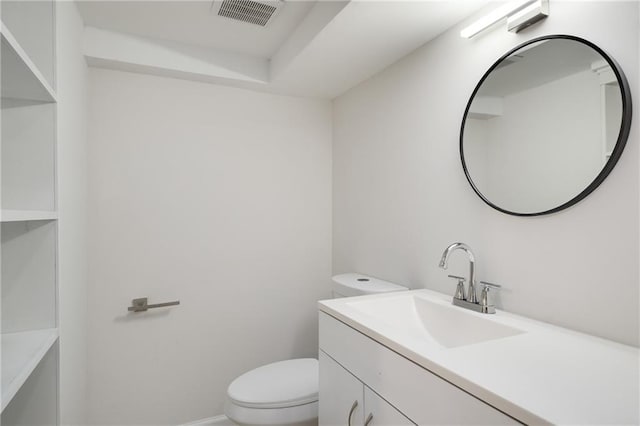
[479,281,501,307]
[480,281,501,290]
[447,275,466,300]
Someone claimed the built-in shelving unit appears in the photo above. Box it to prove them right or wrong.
[592,60,623,164]
[1,329,58,411]
[1,0,59,424]
[1,24,56,103]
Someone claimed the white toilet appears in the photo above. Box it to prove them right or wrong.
[224,273,408,426]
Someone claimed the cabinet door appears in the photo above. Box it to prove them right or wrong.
[363,387,415,426]
[319,351,364,426]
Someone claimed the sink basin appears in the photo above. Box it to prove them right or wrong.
[346,293,525,348]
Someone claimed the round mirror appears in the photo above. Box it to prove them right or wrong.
[460,35,632,216]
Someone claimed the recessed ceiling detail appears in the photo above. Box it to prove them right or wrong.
[79,1,490,98]
[213,0,283,27]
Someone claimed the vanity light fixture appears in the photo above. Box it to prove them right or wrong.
[460,0,549,39]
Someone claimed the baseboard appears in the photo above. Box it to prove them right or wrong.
[179,414,234,426]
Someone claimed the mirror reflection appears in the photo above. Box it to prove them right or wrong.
[461,37,629,215]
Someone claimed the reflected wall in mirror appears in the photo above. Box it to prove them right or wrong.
[461,35,632,216]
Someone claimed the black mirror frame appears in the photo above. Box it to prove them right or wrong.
[460,34,633,217]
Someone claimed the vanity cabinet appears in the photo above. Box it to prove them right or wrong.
[319,312,520,425]
[319,351,414,426]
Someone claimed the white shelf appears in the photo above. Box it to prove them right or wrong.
[1,210,57,222]
[1,328,58,411]
[1,22,56,104]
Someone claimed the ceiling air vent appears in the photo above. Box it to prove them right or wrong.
[212,0,284,27]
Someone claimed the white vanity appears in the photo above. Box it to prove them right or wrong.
[318,289,639,425]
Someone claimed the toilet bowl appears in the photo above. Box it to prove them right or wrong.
[224,359,318,426]
[224,274,408,426]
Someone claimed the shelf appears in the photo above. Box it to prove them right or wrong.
[2,221,57,334]
[1,210,57,222]
[0,23,56,104]
[1,328,58,411]
[2,102,56,211]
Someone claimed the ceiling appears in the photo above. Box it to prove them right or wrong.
[77,1,316,59]
[77,0,490,98]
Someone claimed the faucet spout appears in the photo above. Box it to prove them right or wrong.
[439,242,478,303]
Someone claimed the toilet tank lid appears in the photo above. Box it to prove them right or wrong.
[332,273,408,296]
[227,358,318,409]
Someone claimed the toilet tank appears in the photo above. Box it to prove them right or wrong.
[331,273,408,298]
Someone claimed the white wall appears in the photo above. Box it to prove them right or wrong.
[333,1,639,346]
[56,2,89,425]
[86,69,332,424]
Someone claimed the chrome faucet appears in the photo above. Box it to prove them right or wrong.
[439,242,500,314]
[439,242,478,303]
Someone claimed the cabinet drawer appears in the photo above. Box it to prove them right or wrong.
[319,312,521,425]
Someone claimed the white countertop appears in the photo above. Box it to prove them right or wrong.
[318,289,639,425]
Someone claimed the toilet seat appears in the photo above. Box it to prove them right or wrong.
[227,358,318,409]
[225,358,319,425]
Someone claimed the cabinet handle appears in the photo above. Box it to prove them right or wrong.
[347,400,358,426]
[364,413,374,426]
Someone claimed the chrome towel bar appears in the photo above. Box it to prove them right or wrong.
[127,297,180,313]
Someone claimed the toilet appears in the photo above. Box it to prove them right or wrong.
[224,273,408,426]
